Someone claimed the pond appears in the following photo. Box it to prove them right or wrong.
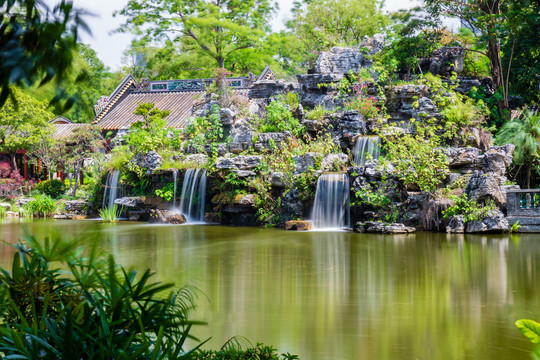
[0,219,538,359]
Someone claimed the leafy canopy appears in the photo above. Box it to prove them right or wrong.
[116,0,277,70]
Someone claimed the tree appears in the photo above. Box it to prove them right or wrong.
[0,87,55,170]
[116,0,277,70]
[0,0,89,107]
[287,0,388,68]
[496,110,540,189]
[423,0,520,116]
[62,124,102,196]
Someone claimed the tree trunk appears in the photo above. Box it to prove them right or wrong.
[11,153,17,171]
[71,170,79,197]
[527,157,532,189]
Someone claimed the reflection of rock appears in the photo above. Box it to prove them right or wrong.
[149,209,186,224]
[465,210,508,233]
[285,220,312,231]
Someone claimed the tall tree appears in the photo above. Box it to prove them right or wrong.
[116,0,277,70]
[0,87,55,170]
[0,0,89,107]
[423,0,523,115]
[287,0,388,68]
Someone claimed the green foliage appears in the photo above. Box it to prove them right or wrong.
[196,342,299,360]
[0,0,87,108]
[0,88,55,165]
[496,110,540,188]
[306,105,331,122]
[117,0,277,69]
[380,121,449,192]
[125,103,172,153]
[441,97,483,140]
[109,145,133,171]
[344,96,380,119]
[287,0,388,66]
[25,194,57,217]
[184,105,224,151]
[0,205,7,218]
[155,182,175,202]
[35,179,66,199]
[99,204,122,222]
[442,194,497,223]
[0,232,207,359]
[259,98,304,137]
[516,319,540,359]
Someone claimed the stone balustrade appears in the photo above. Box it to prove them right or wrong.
[507,189,540,232]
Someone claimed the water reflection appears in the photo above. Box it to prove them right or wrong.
[0,220,537,359]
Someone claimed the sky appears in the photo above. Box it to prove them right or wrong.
[43,0,454,71]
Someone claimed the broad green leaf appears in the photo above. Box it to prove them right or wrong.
[516,319,540,344]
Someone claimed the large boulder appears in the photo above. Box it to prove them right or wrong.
[320,153,348,171]
[446,147,482,168]
[465,171,505,206]
[294,152,320,173]
[129,151,163,175]
[465,210,509,233]
[216,155,262,170]
[446,215,465,233]
[482,144,515,177]
[114,197,145,208]
[313,47,366,74]
[185,154,208,166]
[354,221,416,234]
[149,209,186,224]
[285,220,312,231]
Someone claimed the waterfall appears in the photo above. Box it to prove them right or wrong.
[179,169,207,223]
[311,173,350,229]
[354,136,380,167]
[172,169,178,210]
[102,170,122,209]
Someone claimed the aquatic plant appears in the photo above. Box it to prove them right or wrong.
[99,203,122,222]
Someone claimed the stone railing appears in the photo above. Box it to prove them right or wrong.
[135,77,253,92]
[507,189,540,216]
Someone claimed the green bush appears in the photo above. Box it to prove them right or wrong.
[259,99,304,137]
[442,194,497,223]
[25,194,57,217]
[35,179,66,199]
[195,343,299,359]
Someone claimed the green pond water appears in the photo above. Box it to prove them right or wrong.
[0,219,539,359]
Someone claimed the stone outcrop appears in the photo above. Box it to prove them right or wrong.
[313,47,368,74]
[216,155,262,170]
[419,47,466,76]
[354,221,416,234]
[320,153,348,172]
[285,220,312,231]
[465,210,509,233]
[149,209,186,224]
[130,151,163,176]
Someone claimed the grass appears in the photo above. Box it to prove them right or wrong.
[0,206,7,218]
[99,204,122,222]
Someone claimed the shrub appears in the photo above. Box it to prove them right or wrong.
[305,104,330,122]
[259,99,304,137]
[195,343,299,359]
[0,233,206,359]
[25,194,57,217]
[344,96,380,119]
[35,179,66,199]
[99,204,122,222]
[442,194,497,223]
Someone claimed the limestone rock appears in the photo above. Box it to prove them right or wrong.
[355,221,416,234]
[130,151,163,175]
[465,210,509,233]
[0,202,11,211]
[285,220,313,231]
[465,171,505,206]
[446,147,482,167]
[64,200,93,213]
[294,152,320,173]
[234,170,256,178]
[114,197,145,208]
[219,108,235,125]
[482,144,515,177]
[270,172,286,188]
[314,47,366,74]
[149,209,186,224]
[216,155,262,170]
[446,215,465,233]
[185,154,208,166]
[320,153,348,171]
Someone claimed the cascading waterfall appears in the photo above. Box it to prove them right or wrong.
[172,169,178,210]
[102,170,122,209]
[179,169,207,222]
[311,173,350,229]
[354,136,380,167]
